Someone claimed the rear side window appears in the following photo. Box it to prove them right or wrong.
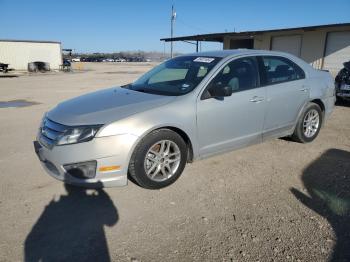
[260,56,305,85]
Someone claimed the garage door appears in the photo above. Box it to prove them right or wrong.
[271,35,302,57]
[323,31,350,76]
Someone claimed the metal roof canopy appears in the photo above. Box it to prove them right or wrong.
[160,22,350,43]
[0,39,61,44]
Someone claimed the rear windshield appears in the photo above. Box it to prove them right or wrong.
[125,56,221,96]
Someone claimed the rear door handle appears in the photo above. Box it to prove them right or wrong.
[249,96,264,103]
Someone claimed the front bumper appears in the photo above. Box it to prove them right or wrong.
[34,134,138,187]
[337,91,350,99]
[336,84,350,100]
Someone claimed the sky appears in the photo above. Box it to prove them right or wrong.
[1,0,350,54]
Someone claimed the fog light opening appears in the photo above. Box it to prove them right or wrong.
[64,160,97,179]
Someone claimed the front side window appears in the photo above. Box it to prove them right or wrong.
[208,56,259,94]
[126,56,221,96]
[261,56,305,85]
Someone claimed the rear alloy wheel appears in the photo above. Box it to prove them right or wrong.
[129,129,187,189]
[303,109,320,138]
[292,102,322,143]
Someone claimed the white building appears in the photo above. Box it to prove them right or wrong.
[161,23,350,76]
[0,39,62,71]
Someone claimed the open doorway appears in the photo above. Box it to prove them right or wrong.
[229,39,254,49]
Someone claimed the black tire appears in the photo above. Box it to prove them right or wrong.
[128,129,188,189]
[336,95,343,104]
[292,102,323,143]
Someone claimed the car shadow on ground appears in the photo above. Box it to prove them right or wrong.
[24,182,118,262]
[290,149,350,261]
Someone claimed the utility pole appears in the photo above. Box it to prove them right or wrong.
[170,5,176,58]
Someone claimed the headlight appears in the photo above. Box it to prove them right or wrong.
[57,125,102,146]
[39,112,47,128]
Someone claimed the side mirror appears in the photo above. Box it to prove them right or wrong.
[209,84,233,98]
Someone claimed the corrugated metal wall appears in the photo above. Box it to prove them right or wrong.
[0,41,62,70]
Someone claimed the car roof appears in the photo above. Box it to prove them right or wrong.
[184,49,313,70]
[185,49,292,58]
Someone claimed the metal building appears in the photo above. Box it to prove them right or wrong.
[0,39,62,71]
[161,23,350,76]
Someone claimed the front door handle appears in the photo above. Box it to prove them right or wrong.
[249,96,264,103]
[299,85,308,92]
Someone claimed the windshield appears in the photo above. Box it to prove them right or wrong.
[125,56,221,96]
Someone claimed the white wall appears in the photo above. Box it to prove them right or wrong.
[0,41,62,70]
[224,25,350,74]
[323,31,350,76]
[253,29,327,69]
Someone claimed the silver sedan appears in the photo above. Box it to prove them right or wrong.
[34,50,335,189]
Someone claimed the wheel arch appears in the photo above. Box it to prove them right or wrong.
[160,126,194,163]
[293,98,326,134]
[127,125,195,168]
[310,99,326,125]
[310,99,325,113]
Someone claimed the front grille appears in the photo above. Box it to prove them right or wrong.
[338,89,350,95]
[39,118,68,148]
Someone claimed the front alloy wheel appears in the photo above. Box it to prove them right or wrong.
[129,129,187,189]
[144,140,181,182]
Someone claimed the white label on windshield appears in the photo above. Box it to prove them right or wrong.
[193,57,215,63]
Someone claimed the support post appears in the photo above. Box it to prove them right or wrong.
[170,5,176,58]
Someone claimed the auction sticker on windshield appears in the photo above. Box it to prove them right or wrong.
[193,57,215,63]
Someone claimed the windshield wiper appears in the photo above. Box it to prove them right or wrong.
[122,84,150,93]
[121,84,131,89]
[133,88,150,93]
[126,84,175,96]
[128,86,157,95]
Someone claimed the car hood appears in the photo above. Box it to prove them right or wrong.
[47,87,176,126]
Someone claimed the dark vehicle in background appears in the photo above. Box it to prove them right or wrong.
[0,63,10,73]
[335,61,350,101]
[63,59,71,67]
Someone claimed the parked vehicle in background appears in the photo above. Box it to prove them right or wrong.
[71,57,81,62]
[34,50,335,189]
[102,58,115,62]
[335,61,350,101]
[0,63,9,73]
[115,58,126,62]
[63,59,71,67]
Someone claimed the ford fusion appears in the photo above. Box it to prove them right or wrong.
[34,50,335,189]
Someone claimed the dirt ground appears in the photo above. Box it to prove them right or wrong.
[0,62,349,262]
